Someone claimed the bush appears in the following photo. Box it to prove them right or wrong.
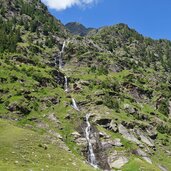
[157,124,171,135]
[97,65,108,75]
[103,93,120,111]
[158,98,169,116]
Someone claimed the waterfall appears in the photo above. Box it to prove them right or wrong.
[59,40,98,168]
[71,98,80,111]
[59,41,66,69]
[85,113,98,168]
[61,41,66,53]
[64,76,68,92]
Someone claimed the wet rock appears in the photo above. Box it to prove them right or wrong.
[109,156,129,169]
[118,124,141,145]
[79,119,110,170]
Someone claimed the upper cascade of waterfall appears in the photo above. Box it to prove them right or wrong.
[85,113,98,168]
[61,41,66,53]
[71,98,80,111]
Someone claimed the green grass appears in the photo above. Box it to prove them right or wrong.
[122,158,160,171]
[0,119,96,171]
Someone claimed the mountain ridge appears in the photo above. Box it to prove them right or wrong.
[65,22,95,36]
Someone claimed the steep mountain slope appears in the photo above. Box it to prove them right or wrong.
[0,1,171,171]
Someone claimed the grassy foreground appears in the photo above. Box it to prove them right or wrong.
[0,119,96,171]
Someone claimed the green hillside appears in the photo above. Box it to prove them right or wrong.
[0,0,171,171]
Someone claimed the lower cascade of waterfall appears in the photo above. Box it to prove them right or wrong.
[71,98,80,111]
[85,113,98,168]
[64,76,68,92]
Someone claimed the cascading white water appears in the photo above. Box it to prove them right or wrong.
[64,76,68,92]
[85,113,98,168]
[71,98,80,111]
[61,41,66,53]
[59,41,66,69]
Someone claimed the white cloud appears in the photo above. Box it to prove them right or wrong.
[41,0,98,11]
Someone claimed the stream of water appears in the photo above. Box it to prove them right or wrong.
[64,76,68,92]
[85,113,98,168]
[71,98,80,111]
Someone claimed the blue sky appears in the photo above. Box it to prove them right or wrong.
[42,0,171,40]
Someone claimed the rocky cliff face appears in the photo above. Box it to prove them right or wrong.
[0,1,171,171]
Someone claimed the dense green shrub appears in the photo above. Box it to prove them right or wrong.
[103,93,120,111]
